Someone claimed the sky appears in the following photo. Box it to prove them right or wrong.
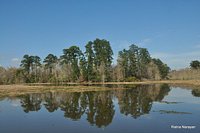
[0,0,200,70]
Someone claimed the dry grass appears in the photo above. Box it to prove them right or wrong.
[0,84,129,98]
[1,80,200,98]
[32,80,200,86]
[27,80,200,85]
[169,68,200,80]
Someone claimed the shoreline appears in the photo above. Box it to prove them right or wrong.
[26,80,200,86]
[0,80,200,98]
[1,80,200,88]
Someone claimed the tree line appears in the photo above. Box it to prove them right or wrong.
[0,38,170,84]
[190,60,200,69]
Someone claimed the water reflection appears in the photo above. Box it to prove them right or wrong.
[192,89,200,97]
[117,84,170,118]
[21,95,42,113]
[17,84,170,127]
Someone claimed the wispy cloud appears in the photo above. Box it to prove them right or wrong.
[11,100,21,107]
[112,38,152,50]
[112,40,132,50]
[151,51,200,70]
[137,38,152,47]
[11,58,20,67]
[11,58,19,62]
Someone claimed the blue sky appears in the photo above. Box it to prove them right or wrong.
[0,0,200,69]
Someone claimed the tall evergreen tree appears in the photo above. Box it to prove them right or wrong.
[85,41,94,81]
[93,38,113,82]
[138,48,151,78]
[61,46,82,81]
[20,55,41,82]
[118,49,129,79]
[79,53,87,81]
[128,44,139,77]
[43,54,58,74]
[152,58,170,79]
[20,54,33,75]
[32,56,41,82]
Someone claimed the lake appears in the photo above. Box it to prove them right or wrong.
[0,84,199,133]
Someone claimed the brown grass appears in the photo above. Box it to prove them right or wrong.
[0,84,129,98]
[169,68,200,80]
[27,80,200,86]
[0,80,200,98]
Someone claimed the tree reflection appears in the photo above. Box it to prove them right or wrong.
[117,84,170,118]
[60,92,85,120]
[44,92,59,112]
[192,89,200,97]
[20,94,42,113]
[19,84,170,126]
[85,91,115,127]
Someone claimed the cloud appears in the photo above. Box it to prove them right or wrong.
[112,38,152,51]
[151,52,171,58]
[11,100,21,107]
[137,38,152,47]
[152,51,200,58]
[11,58,20,67]
[151,51,200,70]
[11,58,19,62]
[112,40,132,50]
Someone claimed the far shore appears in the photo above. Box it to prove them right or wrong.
[0,79,200,90]
[26,79,200,86]
[0,80,200,98]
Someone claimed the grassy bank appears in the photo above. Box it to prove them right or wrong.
[0,80,200,98]
[0,84,128,98]
[27,79,200,86]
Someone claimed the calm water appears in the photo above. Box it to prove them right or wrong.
[0,84,200,133]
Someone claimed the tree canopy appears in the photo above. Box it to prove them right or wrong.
[190,60,200,69]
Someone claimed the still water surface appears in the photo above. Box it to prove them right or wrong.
[0,84,200,133]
